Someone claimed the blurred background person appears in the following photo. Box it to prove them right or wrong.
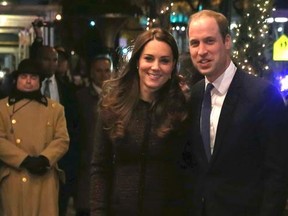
[0,58,69,216]
[177,52,204,100]
[55,46,73,85]
[31,22,80,214]
[36,46,80,216]
[71,56,89,90]
[75,54,113,216]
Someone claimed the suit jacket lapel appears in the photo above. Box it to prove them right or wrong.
[211,70,242,162]
[189,80,210,164]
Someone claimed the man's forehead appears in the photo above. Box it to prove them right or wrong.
[18,73,39,77]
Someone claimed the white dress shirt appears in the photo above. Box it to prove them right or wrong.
[41,74,60,102]
[205,61,237,154]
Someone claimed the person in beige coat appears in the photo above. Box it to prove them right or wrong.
[0,58,69,216]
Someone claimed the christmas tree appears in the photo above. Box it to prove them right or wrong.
[232,0,274,77]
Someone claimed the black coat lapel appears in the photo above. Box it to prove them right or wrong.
[211,70,242,161]
[189,80,209,164]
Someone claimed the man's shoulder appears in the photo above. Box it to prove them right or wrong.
[46,98,64,110]
[0,97,8,106]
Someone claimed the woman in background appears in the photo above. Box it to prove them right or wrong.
[90,28,189,216]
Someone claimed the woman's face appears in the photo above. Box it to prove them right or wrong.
[138,39,175,101]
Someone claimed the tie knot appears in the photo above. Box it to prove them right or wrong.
[206,83,214,92]
[45,79,52,84]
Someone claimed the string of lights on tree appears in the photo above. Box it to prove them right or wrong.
[144,1,190,32]
[145,2,174,30]
[232,0,274,77]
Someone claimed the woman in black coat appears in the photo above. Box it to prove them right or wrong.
[90,28,189,216]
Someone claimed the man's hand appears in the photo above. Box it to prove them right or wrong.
[32,18,44,39]
[21,155,50,176]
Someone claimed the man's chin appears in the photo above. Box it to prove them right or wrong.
[22,89,37,92]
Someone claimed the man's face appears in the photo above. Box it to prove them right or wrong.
[39,48,58,78]
[188,16,231,82]
[57,58,69,76]
[90,59,111,87]
[17,73,40,92]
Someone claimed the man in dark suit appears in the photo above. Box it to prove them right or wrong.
[32,43,79,216]
[184,10,288,216]
[75,54,113,216]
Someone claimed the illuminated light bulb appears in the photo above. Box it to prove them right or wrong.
[55,14,62,21]
[1,1,8,6]
[89,20,95,27]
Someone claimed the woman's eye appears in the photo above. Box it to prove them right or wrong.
[160,58,171,64]
[144,56,153,61]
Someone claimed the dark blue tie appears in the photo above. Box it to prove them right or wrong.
[201,83,214,161]
[44,79,51,98]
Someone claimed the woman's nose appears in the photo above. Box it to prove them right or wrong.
[151,60,160,70]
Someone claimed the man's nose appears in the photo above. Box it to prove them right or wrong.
[198,43,208,55]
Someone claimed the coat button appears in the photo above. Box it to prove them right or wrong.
[22,177,27,182]
[16,139,21,144]
[11,119,16,124]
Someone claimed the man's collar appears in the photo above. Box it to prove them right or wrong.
[8,89,48,106]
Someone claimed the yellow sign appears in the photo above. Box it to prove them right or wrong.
[273,34,288,61]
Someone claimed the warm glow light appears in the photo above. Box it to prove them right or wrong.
[55,14,62,21]
[0,16,7,25]
[1,1,8,6]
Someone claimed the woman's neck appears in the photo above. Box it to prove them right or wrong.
[140,89,155,103]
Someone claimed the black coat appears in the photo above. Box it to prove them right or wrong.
[184,69,288,216]
[90,100,190,216]
[75,85,100,211]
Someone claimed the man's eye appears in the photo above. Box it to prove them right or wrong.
[207,39,215,44]
[190,41,198,47]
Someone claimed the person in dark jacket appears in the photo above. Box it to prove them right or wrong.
[90,28,189,216]
[30,23,80,214]
[75,54,113,216]
[184,9,288,216]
